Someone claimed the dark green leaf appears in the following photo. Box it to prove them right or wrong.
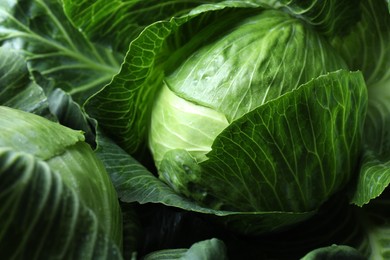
[0,0,121,103]
[0,46,50,116]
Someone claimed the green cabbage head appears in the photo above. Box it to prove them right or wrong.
[148,9,367,225]
[0,106,122,257]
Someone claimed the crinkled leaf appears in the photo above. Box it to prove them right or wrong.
[0,148,123,259]
[0,0,121,103]
[62,0,225,53]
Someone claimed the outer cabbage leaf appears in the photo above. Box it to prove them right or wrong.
[160,70,367,213]
[62,0,225,53]
[0,0,121,103]
[0,106,122,246]
[0,148,123,259]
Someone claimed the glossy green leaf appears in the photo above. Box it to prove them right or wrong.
[0,0,121,103]
[0,148,123,259]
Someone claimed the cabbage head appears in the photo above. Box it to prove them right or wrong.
[0,106,122,258]
[148,9,367,223]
